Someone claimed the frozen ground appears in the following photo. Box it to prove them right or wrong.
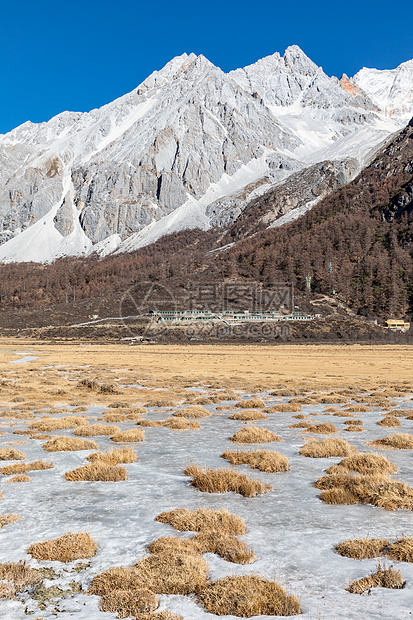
[0,389,413,619]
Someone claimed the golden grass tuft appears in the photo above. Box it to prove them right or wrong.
[42,436,98,452]
[326,453,398,476]
[184,464,272,497]
[197,574,301,616]
[315,471,413,510]
[0,513,20,528]
[229,410,268,420]
[377,416,402,427]
[231,426,282,444]
[74,423,121,436]
[64,463,128,481]
[28,532,97,562]
[164,417,201,430]
[235,399,266,409]
[0,448,25,461]
[5,474,31,482]
[335,538,389,559]
[28,416,87,432]
[90,552,209,597]
[172,406,210,418]
[221,450,289,473]
[368,433,413,450]
[155,507,247,535]
[86,447,137,465]
[0,460,53,475]
[193,531,255,564]
[299,437,356,458]
[0,561,41,598]
[304,423,338,434]
[346,562,405,594]
[265,403,302,413]
[289,421,312,429]
[101,411,143,422]
[387,537,413,562]
[147,536,199,557]
[344,405,370,412]
[316,395,349,404]
[111,429,145,443]
[344,423,365,432]
[97,588,159,618]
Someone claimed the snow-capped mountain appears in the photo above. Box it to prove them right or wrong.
[0,46,411,263]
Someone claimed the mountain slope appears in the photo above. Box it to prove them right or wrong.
[0,47,412,263]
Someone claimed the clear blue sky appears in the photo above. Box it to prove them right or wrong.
[1,0,412,134]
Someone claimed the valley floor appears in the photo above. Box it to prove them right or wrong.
[0,342,412,619]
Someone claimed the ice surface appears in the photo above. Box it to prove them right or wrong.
[0,380,412,619]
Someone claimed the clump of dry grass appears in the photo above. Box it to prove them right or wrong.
[74,424,121,436]
[193,532,255,564]
[184,464,272,497]
[317,395,349,404]
[290,421,312,429]
[235,399,266,409]
[231,426,282,444]
[344,423,365,433]
[164,418,201,431]
[292,414,308,419]
[78,378,119,394]
[28,532,97,562]
[172,406,210,418]
[0,448,25,461]
[90,552,209,597]
[387,538,413,562]
[5,475,31,482]
[265,403,302,413]
[0,410,35,420]
[147,536,199,557]
[0,514,20,529]
[155,508,246,535]
[299,437,356,458]
[344,405,370,412]
[221,450,289,473]
[28,416,87,432]
[96,588,159,618]
[86,447,137,465]
[42,437,98,452]
[111,429,145,443]
[0,561,41,598]
[315,471,413,510]
[368,433,413,450]
[326,453,397,476]
[229,410,268,421]
[64,463,128,481]
[335,538,389,559]
[0,460,53,475]
[305,423,338,434]
[332,410,352,417]
[346,562,405,594]
[101,410,145,422]
[377,416,402,427]
[197,574,301,616]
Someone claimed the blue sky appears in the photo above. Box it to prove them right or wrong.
[1,0,412,134]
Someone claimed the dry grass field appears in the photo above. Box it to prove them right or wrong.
[0,340,413,619]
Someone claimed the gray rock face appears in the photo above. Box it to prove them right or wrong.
[0,47,412,262]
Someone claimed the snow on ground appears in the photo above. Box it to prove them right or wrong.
[0,382,413,618]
